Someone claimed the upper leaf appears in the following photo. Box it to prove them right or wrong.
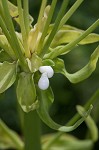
[7,1,33,26]
[50,29,99,48]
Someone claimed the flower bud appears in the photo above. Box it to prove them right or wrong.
[38,72,49,90]
[39,66,54,78]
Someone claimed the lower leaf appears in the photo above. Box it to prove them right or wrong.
[0,119,24,150]
[37,87,92,132]
[0,61,16,93]
[16,72,37,112]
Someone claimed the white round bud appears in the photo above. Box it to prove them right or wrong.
[38,73,49,90]
[39,66,54,78]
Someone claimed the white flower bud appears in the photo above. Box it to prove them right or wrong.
[39,66,54,78]
[38,73,49,90]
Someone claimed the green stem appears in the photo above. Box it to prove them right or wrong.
[23,0,30,36]
[17,0,30,58]
[44,89,99,149]
[1,0,28,71]
[37,0,58,55]
[37,0,47,33]
[24,111,41,150]
[40,0,69,58]
[58,0,85,29]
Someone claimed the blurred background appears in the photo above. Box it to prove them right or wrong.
[0,0,99,149]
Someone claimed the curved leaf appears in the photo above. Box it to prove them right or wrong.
[0,119,24,150]
[53,46,99,83]
[0,61,16,93]
[37,87,92,132]
[16,72,37,112]
[51,30,99,48]
[77,105,98,142]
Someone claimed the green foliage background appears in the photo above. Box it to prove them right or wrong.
[0,0,99,149]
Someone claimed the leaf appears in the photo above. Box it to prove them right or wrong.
[0,119,24,150]
[47,24,83,34]
[28,5,50,53]
[7,1,33,26]
[26,53,42,73]
[0,61,16,93]
[51,30,99,48]
[0,50,13,62]
[37,87,92,132]
[42,59,55,66]
[16,72,37,112]
[0,35,16,59]
[42,134,93,150]
[53,46,99,83]
[77,105,98,142]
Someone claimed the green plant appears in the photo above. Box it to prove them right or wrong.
[0,0,99,150]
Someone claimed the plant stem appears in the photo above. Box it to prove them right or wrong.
[23,0,30,36]
[37,0,58,55]
[17,0,30,58]
[24,110,41,150]
[1,0,28,71]
[58,0,85,29]
[40,0,69,58]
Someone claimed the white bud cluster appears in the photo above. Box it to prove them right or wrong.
[38,66,54,90]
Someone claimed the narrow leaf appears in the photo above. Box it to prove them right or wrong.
[53,46,99,83]
[0,61,16,93]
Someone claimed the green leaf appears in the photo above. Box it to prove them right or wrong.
[0,50,13,62]
[26,53,42,73]
[0,35,16,59]
[47,24,80,34]
[51,30,99,48]
[0,119,24,150]
[42,59,55,66]
[37,87,92,132]
[53,46,99,83]
[42,134,93,150]
[17,72,37,112]
[0,61,16,93]
[48,24,99,48]
[77,105,98,142]
[7,1,33,26]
